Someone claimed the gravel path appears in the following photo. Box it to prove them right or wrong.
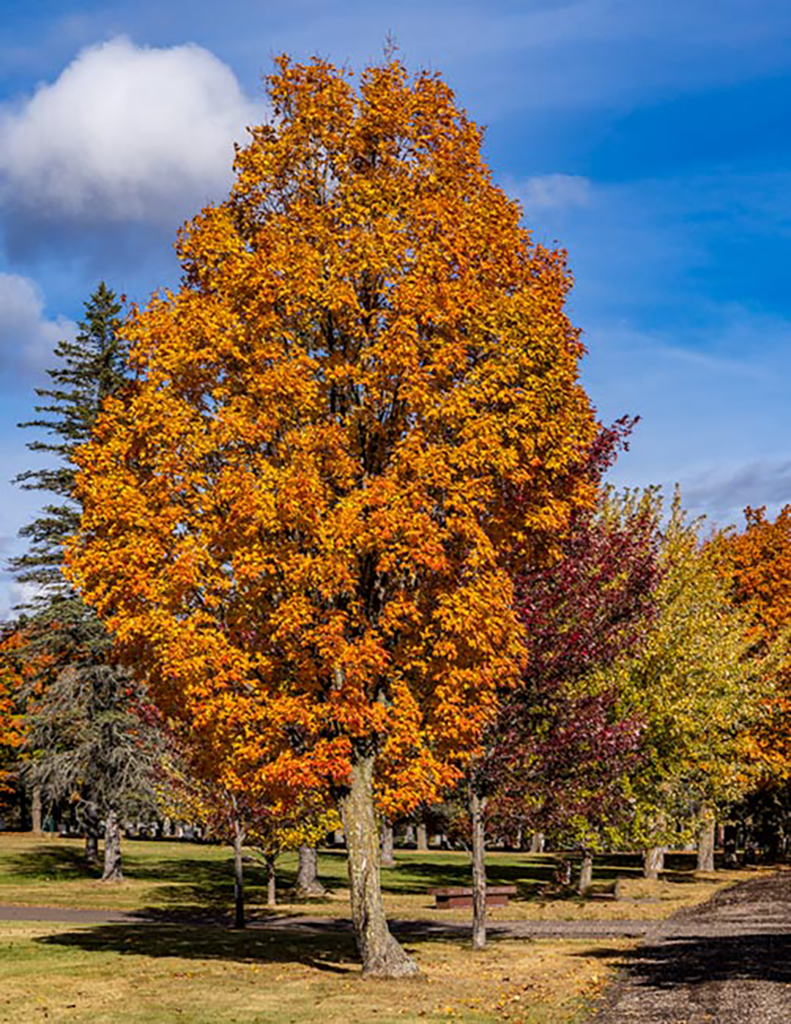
[593,871,791,1023]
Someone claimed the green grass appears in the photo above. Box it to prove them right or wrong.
[0,918,626,1023]
[0,833,766,1023]
[0,834,749,922]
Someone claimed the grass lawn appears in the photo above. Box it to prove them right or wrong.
[0,833,753,921]
[0,918,628,1023]
[0,833,766,1022]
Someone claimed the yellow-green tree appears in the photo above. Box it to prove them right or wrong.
[66,56,598,976]
[604,493,777,875]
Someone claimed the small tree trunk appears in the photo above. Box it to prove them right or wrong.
[265,855,277,908]
[232,820,245,928]
[529,832,545,854]
[404,824,415,846]
[644,845,665,880]
[380,821,396,868]
[84,801,100,867]
[416,822,428,852]
[31,784,43,835]
[295,845,326,897]
[578,851,594,895]
[340,750,418,978]
[101,809,123,882]
[697,806,716,872]
[470,788,488,951]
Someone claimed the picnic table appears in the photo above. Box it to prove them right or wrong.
[429,884,517,909]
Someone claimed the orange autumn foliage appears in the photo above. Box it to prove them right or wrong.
[0,647,25,798]
[0,625,42,800]
[716,505,791,779]
[66,57,599,810]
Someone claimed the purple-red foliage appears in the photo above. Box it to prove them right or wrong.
[482,421,662,841]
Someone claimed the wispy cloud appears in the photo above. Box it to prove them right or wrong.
[510,173,592,212]
[679,459,791,524]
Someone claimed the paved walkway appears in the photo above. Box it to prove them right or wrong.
[593,871,791,1023]
[0,902,660,938]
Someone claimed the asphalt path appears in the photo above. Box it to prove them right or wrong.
[593,871,791,1023]
[0,902,658,937]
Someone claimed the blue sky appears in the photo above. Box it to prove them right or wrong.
[1,0,790,618]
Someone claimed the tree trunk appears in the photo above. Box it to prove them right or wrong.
[416,822,428,852]
[697,806,716,872]
[470,788,488,951]
[233,821,245,928]
[265,854,277,908]
[84,801,100,867]
[31,784,43,835]
[295,845,326,897]
[644,845,665,880]
[339,751,418,977]
[380,821,396,868]
[578,851,594,895]
[529,832,545,854]
[101,809,123,882]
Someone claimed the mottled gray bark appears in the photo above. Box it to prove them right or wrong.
[101,809,123,882]
[265,854,277,908]
[470,788,488,950]
[416,822,428,852]
[31,784,42,835]
[578,851,594,894]
[340,751,418,977]
[232,820,245,928]
[697,806,716,872]
[83,801,100,866]
[644,845,665,880]
[295,845,326,897]
[529,832,545,854]
[380,822,396,868]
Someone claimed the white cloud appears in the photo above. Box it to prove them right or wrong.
[0,36,264,223]
[514,173,592,212]
[0,273,75,376]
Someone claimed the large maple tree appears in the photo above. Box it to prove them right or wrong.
[66,56,598,976]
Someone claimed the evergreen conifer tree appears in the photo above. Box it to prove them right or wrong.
[10,284,161,878]
[11,280,127,607]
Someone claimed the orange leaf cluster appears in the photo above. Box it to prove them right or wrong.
[66,56,598,807]
[716,504,791,780]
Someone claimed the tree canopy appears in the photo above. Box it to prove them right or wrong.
[66,56,600,974]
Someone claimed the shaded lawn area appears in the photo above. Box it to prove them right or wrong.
[0,917,631,1023]
[0,834,758,923]
[0,835,772,1023]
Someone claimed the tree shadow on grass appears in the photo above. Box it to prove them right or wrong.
[37,920,362,973]
[36,918,457,974]
[4,843,102,881]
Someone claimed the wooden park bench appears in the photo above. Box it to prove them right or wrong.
[429,885,517,909]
